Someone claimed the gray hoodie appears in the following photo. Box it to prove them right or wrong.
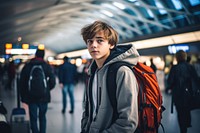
[81,44,140,133]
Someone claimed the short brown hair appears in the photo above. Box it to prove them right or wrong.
[81,20,118,46]
[176,50,187,62]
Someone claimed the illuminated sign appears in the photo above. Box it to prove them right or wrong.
[6,49,37,55]
[168,44,189,54]
[5,43,12,49]
[5,43,44,55]
[22,44,29,49]
[38,44,45,50]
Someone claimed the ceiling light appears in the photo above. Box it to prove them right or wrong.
[113,2,125,9]
[18,37,22,42]
[127,0,137,2]
[100,10,113,17]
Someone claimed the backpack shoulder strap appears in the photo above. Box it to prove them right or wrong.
[106,61,133,123]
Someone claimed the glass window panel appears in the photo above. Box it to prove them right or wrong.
[127,0,140,5]
[147,9,154,18]
[171,0,183,10]
[189,0,200,6]
[155,1,167,14]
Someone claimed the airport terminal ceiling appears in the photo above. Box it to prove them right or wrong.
[0,0,200,55]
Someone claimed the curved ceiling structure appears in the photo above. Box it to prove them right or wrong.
[0,0,200,54]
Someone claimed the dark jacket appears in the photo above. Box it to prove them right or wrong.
[167,61,198,107]
[20,57,56,104]
[58,61,77,85]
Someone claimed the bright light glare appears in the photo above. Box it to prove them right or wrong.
[154,57,161,64]
[113,2,125,9]
[6,49,36,55]
[47,57,54,62]
[146,60,151,66]
[38,44,45,50]
[155,1,167,14]
[128,0,136,2]
[147,9,154,18]
[101,10,113,17]
[76,58,82,67]
[18,37,22,42]
[0,58,5,63]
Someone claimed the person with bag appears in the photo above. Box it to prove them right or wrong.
[80,20,139,133]
[167,50,199,133]
[20,48,56,133]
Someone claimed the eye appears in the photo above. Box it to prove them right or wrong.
[97,39,103,43]
[86,39,93,45]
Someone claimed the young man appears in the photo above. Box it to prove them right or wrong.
[80,20,139,133]
[58,56,77,114]
[20,49,56,133]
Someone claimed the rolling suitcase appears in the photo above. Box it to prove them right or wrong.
[10,73,30,133]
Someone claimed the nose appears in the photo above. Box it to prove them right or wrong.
[90,41,97,48]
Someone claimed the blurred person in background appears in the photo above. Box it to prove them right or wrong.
[167,50,198,133]
[58,56,77,114]
[193,57,200,82]
[20,49,56,133]
[150,58,157,73]
[5,60,16,90]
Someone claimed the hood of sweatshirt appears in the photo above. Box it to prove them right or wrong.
[88,44,140,75]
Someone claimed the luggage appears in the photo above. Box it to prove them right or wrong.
[10,73,30,133]
[10,108,30,133]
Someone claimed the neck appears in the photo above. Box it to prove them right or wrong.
[95,55,108,69]
[96,61,103,69]
[95,51,111,69]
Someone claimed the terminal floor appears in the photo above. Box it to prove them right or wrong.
[1,72,200,133]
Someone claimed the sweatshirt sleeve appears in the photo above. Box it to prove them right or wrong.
[103,66,138,133]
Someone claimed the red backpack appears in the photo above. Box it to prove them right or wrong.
[107,61,165,133]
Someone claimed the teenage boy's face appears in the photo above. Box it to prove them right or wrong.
[86,31,114,62]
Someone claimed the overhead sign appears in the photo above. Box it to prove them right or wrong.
[168,44,189,54]
[5,43,43,55]
[6,49,37,55]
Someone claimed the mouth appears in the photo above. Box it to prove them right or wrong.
[91,51,98,54]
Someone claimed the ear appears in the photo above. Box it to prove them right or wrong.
[109,44,115,50]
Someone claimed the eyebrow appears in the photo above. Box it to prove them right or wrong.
[87,36,104,40]
[95,36,105,39]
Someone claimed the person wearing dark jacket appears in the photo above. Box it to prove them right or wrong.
[20,49,56,133]
[167,50,199,133]
[58,56,77,114]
